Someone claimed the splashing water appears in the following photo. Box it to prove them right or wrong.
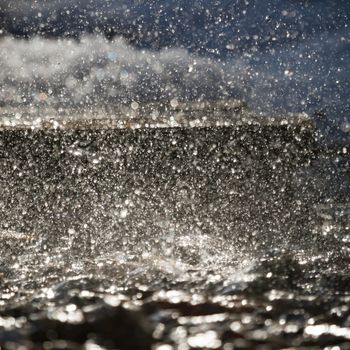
[0,121,349,348]
[0,1,350,349]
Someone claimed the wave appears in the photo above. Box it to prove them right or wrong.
[0,35,248,109]
[1,33,349,119]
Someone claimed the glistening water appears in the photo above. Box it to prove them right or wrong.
[0,118,349,349]
[1,1,350,349]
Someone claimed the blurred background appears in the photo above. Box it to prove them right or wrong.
[0,0,349,142]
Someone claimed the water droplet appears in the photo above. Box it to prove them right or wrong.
[131,101,139,110]
[120,209,128,218]
[170,98,179,108]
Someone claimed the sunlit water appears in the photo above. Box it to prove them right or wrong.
[1,1,350,348]
[0,122,349,349]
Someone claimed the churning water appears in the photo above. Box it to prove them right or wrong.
[0,1,350,349]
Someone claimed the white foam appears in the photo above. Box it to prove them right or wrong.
[0,35,247,108]
[0,32,349,120]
